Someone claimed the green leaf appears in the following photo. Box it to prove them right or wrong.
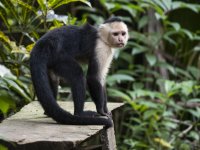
[119,52,133,63]
[128,89,164,100]
[188,131,199,140]
[163,31,178,45]
[0,145,8,150]
[166,64,176,75]
[179,143,190,150]
[180,80,195,96]
[0,9,10,29]
[143,109,157,120]
[107,74,134,85]
[50,0,91,9]
[0,100,10,114]
[26,43,35,53]
[163,121,177,129]
[155,12,167,20]
[11,0,37,13]
[145,53,157,66]
[188,107,200,119]
[1,0,19,21]
[3,77,31,102]
[138,100,158,108]
[175,68,192,79]
[169,22,181,31]
[188,98,200,103]
[152,0,169,12]
[107,88,131,101]
[180,29,194,40]
[129,31,149,45]
[187,66,200,80]
[0,90,16,114]
[162,0,172,11]
[133,82,144,90]
[37,0,47,12]
[172,2,199,13]
[131,43,148,55]
[121,5,137,18]
[138,16,148,29]
[0,31,20,52]
[164,80,175,94]
[193,45,200,52]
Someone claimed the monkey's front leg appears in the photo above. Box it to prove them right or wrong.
[87,76,111,118]
[103,87,112,117]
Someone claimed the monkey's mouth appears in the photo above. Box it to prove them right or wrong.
[117,43,125,47]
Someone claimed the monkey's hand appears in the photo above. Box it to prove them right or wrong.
[97,110,112,118]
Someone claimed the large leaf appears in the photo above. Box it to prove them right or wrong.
[49,0,91,9]
[0,90,16,114]
[0,144,8,150]
[11,0,37,13]
[0,31,20,52]
[107,74,134,86]
[37,0,47,12]
[172,1,200,13]
[138,16,148,29]
[107,88,131,101]
[1,0,19,21]
[129,31,149,45]
[164,80,176,95]
[2,77,31,102]
[145,53,157,66]
[0,8,10,29]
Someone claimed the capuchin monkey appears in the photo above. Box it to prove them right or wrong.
[30,17,129,127]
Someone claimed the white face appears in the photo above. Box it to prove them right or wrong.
[99,21,129,48]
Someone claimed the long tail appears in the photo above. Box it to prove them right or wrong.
[30,54,112,127]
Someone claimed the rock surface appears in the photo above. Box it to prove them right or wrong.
[0,101,123,149]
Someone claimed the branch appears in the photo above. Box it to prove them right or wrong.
[178,125,193,138]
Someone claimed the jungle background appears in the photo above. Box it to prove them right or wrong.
[0,0,200,149]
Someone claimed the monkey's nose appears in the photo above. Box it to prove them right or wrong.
[118,38,123,42]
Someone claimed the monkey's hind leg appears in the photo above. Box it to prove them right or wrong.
[43,70,59,116]
[48,70,59,99]
[53,56,98,117]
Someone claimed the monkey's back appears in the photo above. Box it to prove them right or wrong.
[30,24,98,64]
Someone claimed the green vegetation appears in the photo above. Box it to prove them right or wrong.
[0,0,200,149]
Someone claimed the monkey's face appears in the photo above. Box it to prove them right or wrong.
[99,21,129,48]
[108,22,129,48]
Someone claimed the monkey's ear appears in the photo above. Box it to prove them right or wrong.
[98,24,110,42]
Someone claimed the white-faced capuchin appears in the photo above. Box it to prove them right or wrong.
[30,17,129,127]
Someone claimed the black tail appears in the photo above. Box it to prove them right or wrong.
[30,54,112,127]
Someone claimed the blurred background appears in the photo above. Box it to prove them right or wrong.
[0,0,200,149]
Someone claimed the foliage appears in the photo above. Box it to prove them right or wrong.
[0,144,8,150]
[0,66,32,116]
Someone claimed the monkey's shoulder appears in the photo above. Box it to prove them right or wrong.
[37,24,97,44]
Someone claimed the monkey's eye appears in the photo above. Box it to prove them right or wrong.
[112,32,119,36]
[122,32,126,36]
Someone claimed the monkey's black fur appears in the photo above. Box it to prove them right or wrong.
[104,17,122,24]
[30,23,113,127]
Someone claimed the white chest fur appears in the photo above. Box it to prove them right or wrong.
[95,39,114,85]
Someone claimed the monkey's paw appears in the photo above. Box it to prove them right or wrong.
[97,110,112,118]
[78,111,99,117]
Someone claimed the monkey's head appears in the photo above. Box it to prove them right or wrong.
[98,17,129,48]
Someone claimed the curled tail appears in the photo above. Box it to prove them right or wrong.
[30,54,112,127]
